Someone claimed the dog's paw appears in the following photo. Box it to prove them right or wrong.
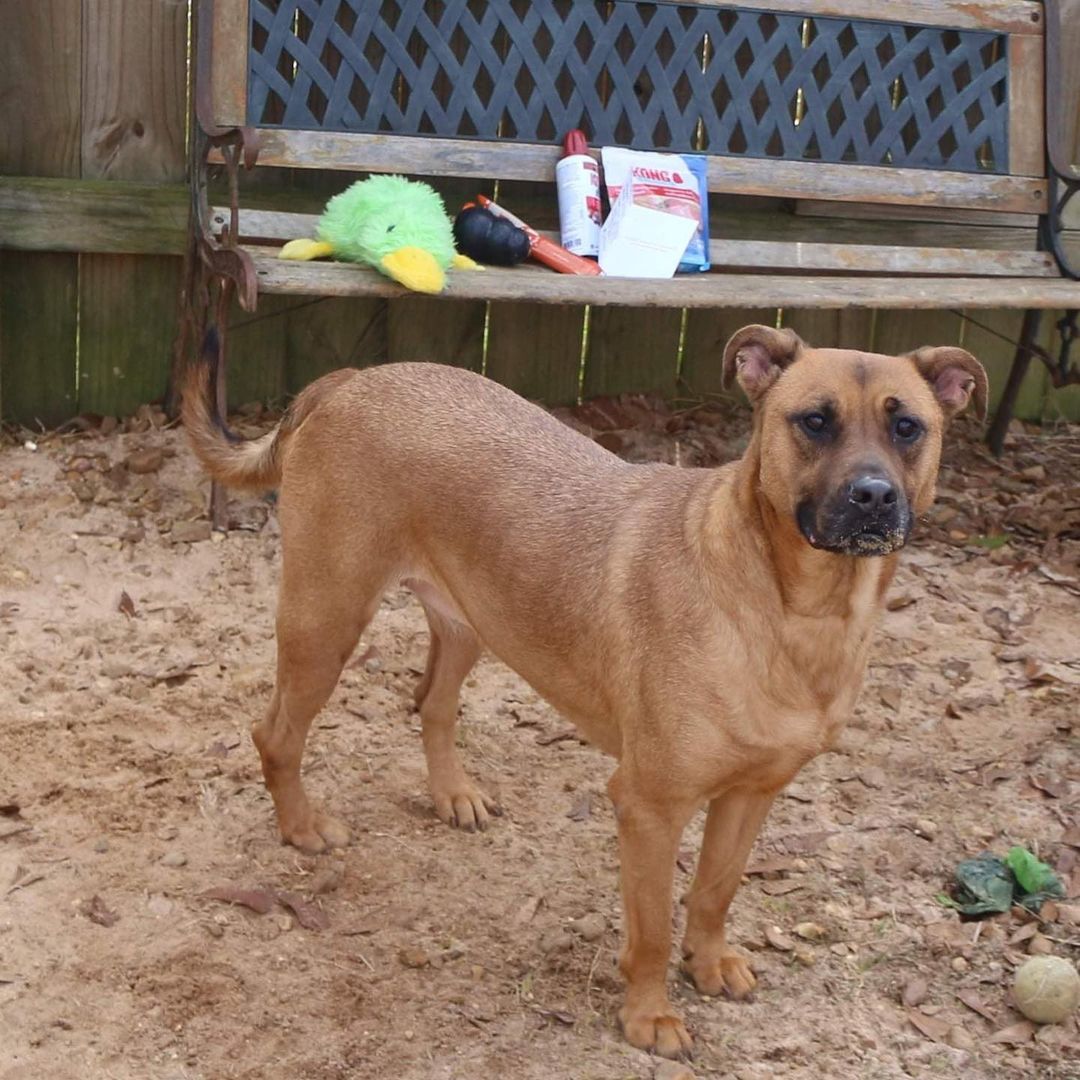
[619,1003,693,1059]
[281,811,350,853]
[429,778,502,832]
[682,949,757,1000]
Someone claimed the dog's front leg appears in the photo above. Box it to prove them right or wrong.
[608,766,697,1059]
[681,787,776,999]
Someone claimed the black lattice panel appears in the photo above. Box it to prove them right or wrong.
[248,0,1010,173]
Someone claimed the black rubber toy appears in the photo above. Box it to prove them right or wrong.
[453,205,531,266]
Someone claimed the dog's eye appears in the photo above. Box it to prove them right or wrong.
[801,413,828,435]
[894,416,922,442]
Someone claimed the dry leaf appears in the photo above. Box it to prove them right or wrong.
[1029,773,1067,799]
[982,607,1013,639]
[764,926,795,951]
[761,880,805,897]
[202,886,275,915]
[117,591,136,618]
[746,856,798,876]
[143,654,214,684]
[540,1009,576,1026]
[779,830,832,855]
[6,866,44,894]
[276,890,329,930]
[512,895,544,926]
[78,894,118,927]
[980,764,1014,786]
[880,687,903,712]
[956,988,997,1024]
[1009,922,1039,945]
[907,1010,951,1043]
[537,729,579,747]
[988,1020,1037,1045]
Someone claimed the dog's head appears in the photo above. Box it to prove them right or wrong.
[722,325,987,557]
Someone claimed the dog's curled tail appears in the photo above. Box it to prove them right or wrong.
[182,328,353,492]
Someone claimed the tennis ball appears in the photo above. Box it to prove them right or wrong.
[1013,955,1080,1024]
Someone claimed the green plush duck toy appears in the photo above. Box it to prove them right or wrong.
[279,175,480,294]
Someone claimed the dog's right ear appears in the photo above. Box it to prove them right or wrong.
[721,325,803,401]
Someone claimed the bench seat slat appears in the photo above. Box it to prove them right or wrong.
[248,250,1080,310]
[222,209,1057,279]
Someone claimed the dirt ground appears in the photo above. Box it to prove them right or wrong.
[0,393,1078,1080]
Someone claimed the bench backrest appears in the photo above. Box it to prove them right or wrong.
[206,0,1051,216]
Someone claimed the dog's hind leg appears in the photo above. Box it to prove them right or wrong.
[413,594,501,831]
[253,564,386,854]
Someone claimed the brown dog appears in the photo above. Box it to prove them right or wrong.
[183,325,986,1058]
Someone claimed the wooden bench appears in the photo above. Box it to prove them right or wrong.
[186,0,1080,475]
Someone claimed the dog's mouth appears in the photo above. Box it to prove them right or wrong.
[796,501,912,557]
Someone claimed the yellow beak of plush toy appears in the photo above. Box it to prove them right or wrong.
[379,247,446,294]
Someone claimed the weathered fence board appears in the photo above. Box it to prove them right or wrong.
[77,0,188,417]
[0,0,82,427]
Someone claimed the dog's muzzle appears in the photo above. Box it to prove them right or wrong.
[797,474,912,557]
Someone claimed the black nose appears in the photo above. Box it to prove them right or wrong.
[848,476,897,512]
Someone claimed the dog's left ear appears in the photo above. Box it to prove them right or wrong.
[907,346,989,422]
[721,325,803,401]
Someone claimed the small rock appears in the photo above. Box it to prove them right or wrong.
[156,826,178,841]
[946,1025,975,1051]
[1020,464,1046,482]
[93,839,109,854]
[364,656,383,674]
[540,928,573,954]
[793,945,816,967]
[171,520,212,544]
[101,660,132,679]
[569,913,606,942]
[951,956,969,973]
[204,921,224,939]
[914,818,938,841]
[159,851,188,868]
[125,448,165,474]
[655,1062,695,1080]
[120,525,145,544]
[901,978,929,1007]
[859,765,887,789]
[443,939,467,960]
[399,946,431,969]
[793,921,827,942]
[147,894,174,917]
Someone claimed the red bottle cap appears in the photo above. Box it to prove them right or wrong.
[562,129,589,157]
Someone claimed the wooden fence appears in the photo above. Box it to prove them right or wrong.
[1,1,1078,429]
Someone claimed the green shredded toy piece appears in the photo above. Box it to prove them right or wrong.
[1005,845,1065,905]
[945,847,1065,917]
